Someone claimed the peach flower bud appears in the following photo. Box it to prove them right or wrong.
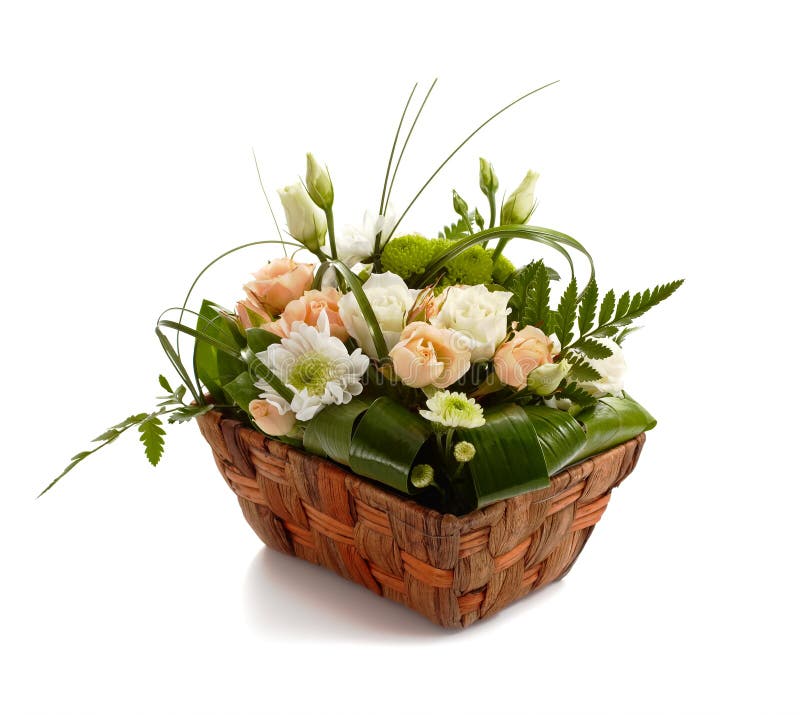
[248,398,296,437]
[243,258,315,317]
[264,288,349,342]
[389,322,471,389]
[236,299,271,329]
[493,325,558,390]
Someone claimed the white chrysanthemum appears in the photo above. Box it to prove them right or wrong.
[419,390,486,429]
[255,312,369,421]
[337,206,398,265]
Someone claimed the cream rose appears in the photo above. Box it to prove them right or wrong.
[389,322,472,389]
[265,288,348,342]
[338,271,418,359]
[578,337,627,397]
[239,258,315,321]
[493,326,559,390]
[248,397,296,436]
[431,284,513,361]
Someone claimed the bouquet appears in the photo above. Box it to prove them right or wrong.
[44,81,682,516]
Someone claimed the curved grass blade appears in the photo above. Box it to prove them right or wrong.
[313,260,390,361]
[412,224,593,290]
[385,80,559,243]
[379,82,417,216]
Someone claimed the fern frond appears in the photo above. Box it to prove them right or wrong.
[553,277,578,346]
[563,351,602,381]
[559,382,598,407]
[577,277,598,336]
[139,414,166,466]
[519,261,552,331]
[598,289,615,326]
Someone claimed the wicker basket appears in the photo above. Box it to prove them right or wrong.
[197,410,645,628]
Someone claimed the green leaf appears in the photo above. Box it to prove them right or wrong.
[158,374,173,393]
[303,398,370,466]
[222,372,262,413]
[246,327,281,353]
[559,382,598,407]
[459,403,549,509]
[523,405,587,475]
[349,397,433,494]
[522,261,553,332]
[553,277,578,346]
[168,405,215,424]
[573,337,614,360]
[563,352,602,382]
[598,289,615,326]
[439,215,473,240]
[138,414,165,466]
[574,395,656,461]
[191,300,248,403]
[578,277,598,336]
[615,291,631,320]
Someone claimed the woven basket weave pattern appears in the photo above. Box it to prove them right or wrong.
[198,411,645,628]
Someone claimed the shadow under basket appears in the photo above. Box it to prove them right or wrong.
[197,410,646,629]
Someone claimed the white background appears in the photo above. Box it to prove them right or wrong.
[1,2,798,714]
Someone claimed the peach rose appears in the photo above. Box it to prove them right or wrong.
[241,258,315,321]
[248,398,296,437]
[493,326,558,390]
[264,288,349,342]
[389,322,472,389]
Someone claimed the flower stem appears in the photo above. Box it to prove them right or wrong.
[324,207,338,260]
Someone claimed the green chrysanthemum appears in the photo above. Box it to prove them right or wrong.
[382,234,514,287]
[419,390,485,429]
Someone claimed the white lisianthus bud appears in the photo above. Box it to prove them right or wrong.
[305,153,334,210]
[527,360,571,396]
[500,170,540,225]
[479,157,499,197]
[277,182,327,251]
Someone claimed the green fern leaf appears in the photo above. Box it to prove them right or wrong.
[563,351,602,381]
[577,277,598,336]
[553,277,578,346]
[139,414,166,466]
[439,214,473,240]
[559,382,598,407]
[615,291,631,320]
[573,337,614,359]
[598,289,615,326]
[520,261,552,331]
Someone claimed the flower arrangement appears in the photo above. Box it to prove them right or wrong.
[43,81,682,517]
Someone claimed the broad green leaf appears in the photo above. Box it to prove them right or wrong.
[246,327,281,353]
[303,398,370,466]
[192,300,248,403]
[349,397,432,493]
[222,372,262,413]
[573,395,656,462]
[523,405,587,475]
[459,403,549,509]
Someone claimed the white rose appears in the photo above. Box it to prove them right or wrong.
[578,337,627,397]
[339,271,418,359]
[431,284,512,361]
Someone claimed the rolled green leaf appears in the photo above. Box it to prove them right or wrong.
[459,403,549,509]
[349,397,433,493]
[573,395,656,462]
[523,405,587,475]
[246,327,281,353]
[303,398,370,467]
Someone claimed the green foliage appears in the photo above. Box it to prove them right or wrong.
[381,234,443,281]
[519,261,553,332]
[168,405,214,424]
[138,414,166,466]
[562,352,602,382]
[439,214,474,240]
[558,381,598,407]
[577,277,598,337]
[552,277,579,346]
[491,254,516,284]
[566,279,684,350]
